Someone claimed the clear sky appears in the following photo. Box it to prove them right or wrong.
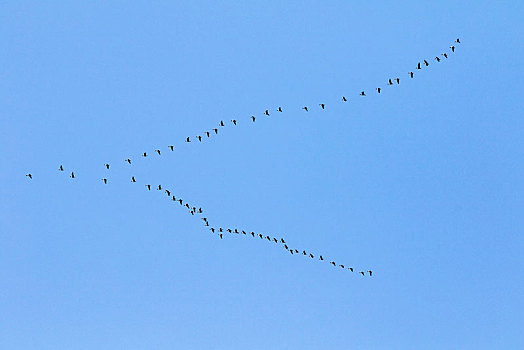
[1,1,523,349]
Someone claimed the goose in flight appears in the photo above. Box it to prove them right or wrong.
[348,267,354,272]
[59,165,64,171]
[258,233,263,238]
[250,231,255,237]
[284,244,288,250]
[416,62,421,70]
[319,103,325,109]
[197,136,202,142]
[210,228,215,233]
[360,271,365,276]
[155,149,161,155]
[251,116,256,122]
[456,38,460,43]
[205,132,210,137]
[172,195,176,201]
[360,91,366,96]
[227,228,232,233]
[219,228,223,232]
[265,236,271,241]
[435,56,441,62]
[424,60,429,66]
[277,107,283,112]
[101,178,107,184]
[26,173,32,179]
[342,96,347,102]
[409,72,414,78]
[376,87,381,94]
[178,199,183,204]
[442,53,448,58]
[396,78,400,84]
[302,250,307,255]
[198,208,203,213]
[368,270,373,276]
[186,137,191,143]
[220,120,225,127]
[309,253,314,258]
[388,79,393,85]
[241,230,246,235]
[165,190,170,196]
[142,152,147,157]
[280,238,285,243]
[125,158,131,164]
[104,163,110,169]
[219,233,223,239]
[319,255,324,261]
[70,172,75,179]
[273,238,278,243]
[330,261,336,266]
[157,185,162,190]
[146,184,151,190]
[450,45,455,52]
[264,110,270,116]
[213,128,218,134]
[339,265,345,269]
[302,106,308,112]
[231,119,237,125]
[169,145,174,151]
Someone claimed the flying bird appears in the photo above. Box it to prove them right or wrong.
[146,184,151,190]
[172,195,176,201]
[319,103,325,109]
[59,165,64,171]
[424,60,429,66]
[284,244,288,250]
[169,145,174,151]
[231,119,237,125]
[456,38,460,43]
[251,116,256,122]
[280,238,285,243]
[101,178,107,184]
[360,91,366,96]
[264,110,270,116]
[416,62,421,70]
[442,53,448,58]
[435,56,441,62]
[125,158,131,164]
[178,199,183,204]
[220,120,225,127]
[155,149,161,155]
[205,132,210,137]
[277,107,283,112]
[210,228,215,233]
[348,267,354,272]
[368,270,373,276]
[302,106,308,112]
[157,185,162,190]
[342,96,347,102]
[213,128,218,134]
[340,265,345,269]
[409,72,414,78]
[219,233,223,239]
[396,78,400,84]
[70,172,75,179]
[197,136,202,142]
[104,163,110,169]
[330,261,336,266]
[388,79,393,85]
[302,250,307,255]
[450,45,455,52]
[360,271,365,276]
[143,152,147,157]
[376,87,381,93]
[186,137,191,143]
[319,255,324,261]
[250,232,255,237]
[26,173,32,179]
[165,190,170,196]
[309,253,314,258]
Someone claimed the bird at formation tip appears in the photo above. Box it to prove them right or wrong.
[101,178,107,184]
[169,145,174,151]
[319,103,325,109]
[231,119,237,125]
[302,106,308,112]
[104,163,110,169]
[155,149,161,155]
[59,165,64,171]
[26,173,32,179]
[125,158,131,164]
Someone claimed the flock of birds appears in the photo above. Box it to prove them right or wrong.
[25,39,461,275]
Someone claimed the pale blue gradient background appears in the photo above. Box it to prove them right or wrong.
[1,1,523,349]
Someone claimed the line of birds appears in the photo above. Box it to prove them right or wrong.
[25,39,460,182]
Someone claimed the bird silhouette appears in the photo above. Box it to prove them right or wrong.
[213,128,218,134]
[169,145,174,151]
[125,158,131,164]
[220,120,225,127]
[241,230,246,235]
[360,271,365,276]
[219,228,223,232]
[456,38,460,43]
[157,185,162,190]
[340,264,345,269]
[264,110,270,116]
[146,184,151,190]
[280,238,285,243]
[219,233,223,239]
[409,72,414,78]
[360,91,366,96]
[435,56,441,62]
[368,270,373,276]
[319,103,325,109]
[250,231,255,237]
[424,60,429,66]
[319,255,324,261]
[205,132,210,137]
[388,79,393,85]
[302,250,307,255]
[186,137,191,143]
[450,45,455,52]
[143,152,147,157]
[258,233,263,238]
[178,199,183,204]
[290,250,294,255]
[416,62,421,70]
[376,87,381,93]
[197,136,202,142]
[26,173,32,179]
[231,119,237,125]
[273,238,278,243]
[348,267,354,272]
[284,244,288,250]
[309,253,314,258]
[251,116,256,122]
[342,96,347,102]
[104,163,110,169]
[70,172,75,179]
[198,208,203,213]
[277,107,283,112]
[265,236,270,241]
[396,78,400,84]
[442,53,448,58]
[210,228,215,233]
[131,176,136,182]
[172,195,176,201]
[302,106,308,112]
[227,229,232,233]
[155,149,161,155]
[165,190,170,196]
[330,261,336,266]
[59,165,64,171]
[101,178,107,184]
[294,249,298,253]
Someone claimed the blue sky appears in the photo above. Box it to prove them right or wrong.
[1,1,523,349]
